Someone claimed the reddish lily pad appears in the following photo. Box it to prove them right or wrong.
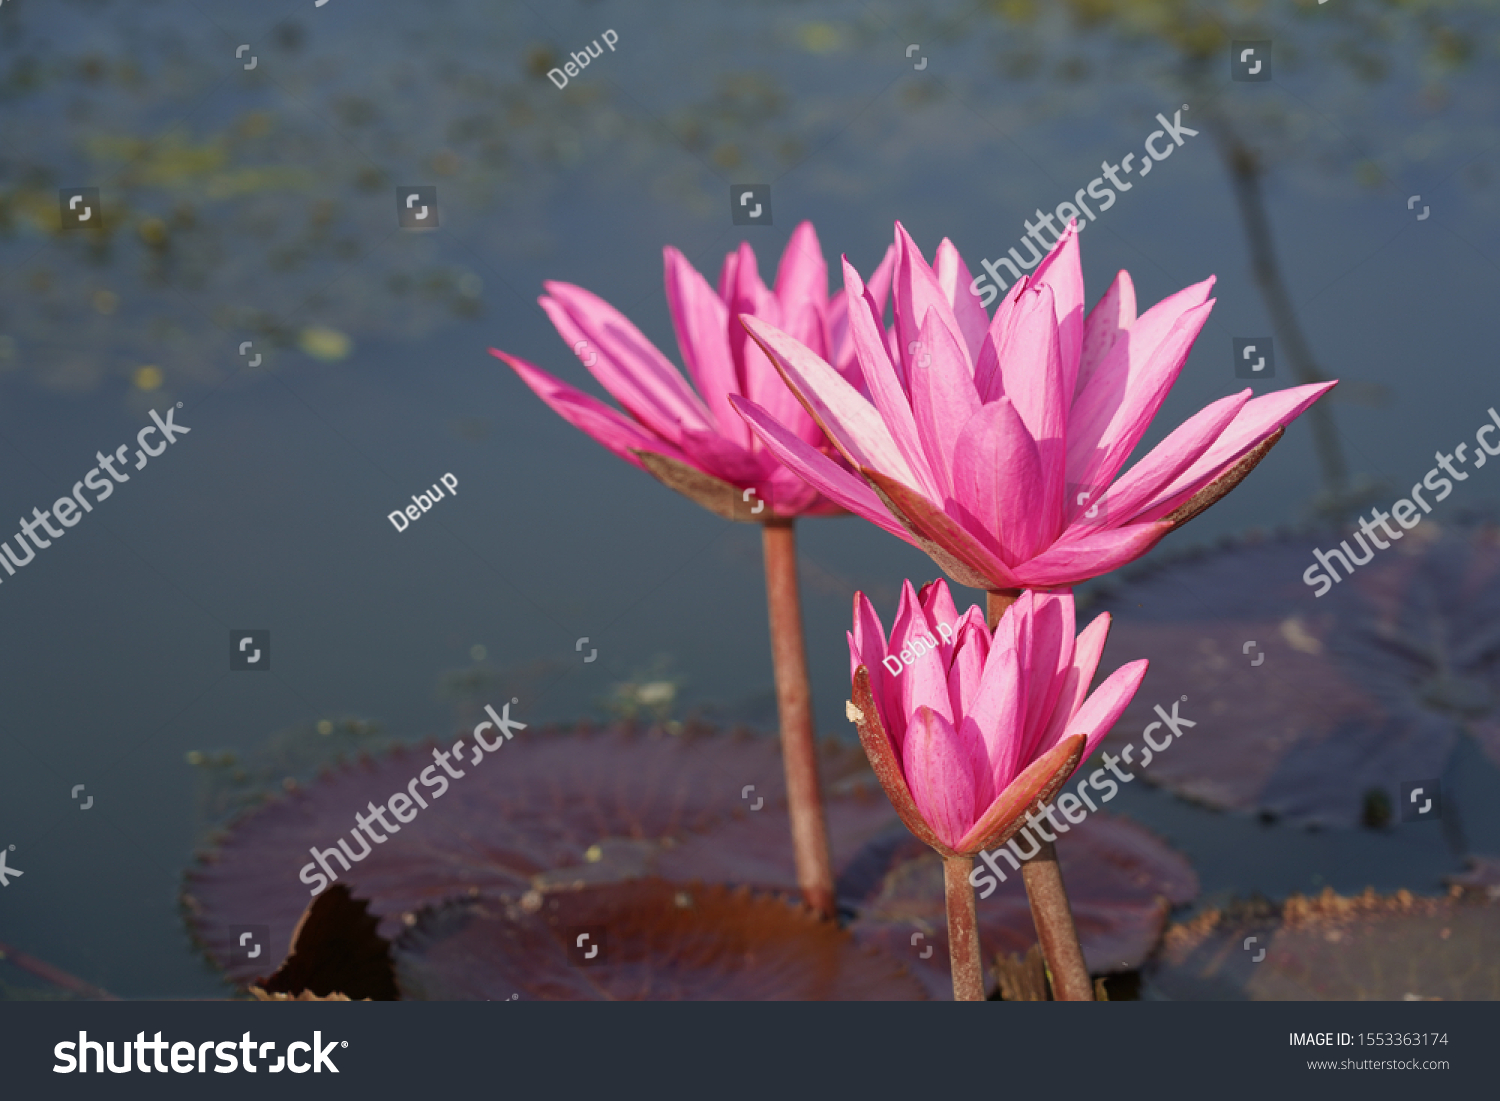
[1152,886,1500,1000]
[394,879,928,1001]
[845,812,1198,999]
[183,724,881,986]
[1093,522,1500,827]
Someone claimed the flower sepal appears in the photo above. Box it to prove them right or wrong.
[847,665,1086,859]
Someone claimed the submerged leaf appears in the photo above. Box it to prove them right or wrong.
[1093,522,1500,826]
[1152,887,1500,1001]
[845,812,1197,999]
[394,879,928,1001]
[183,724,883,987]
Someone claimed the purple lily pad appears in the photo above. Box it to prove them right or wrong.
[1152,887,1500,1000]
[1092,522,1500,827]
[183,723,884,986]
[393,879,929,1001]
[845,812,1198,999]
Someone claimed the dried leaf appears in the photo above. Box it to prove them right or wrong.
[1153,887,1500,1000]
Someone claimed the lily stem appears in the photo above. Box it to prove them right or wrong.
[942,853,987,1000]
[1019,839,1094,1001]
[988,589,1094,1002]
[761,518,836,920]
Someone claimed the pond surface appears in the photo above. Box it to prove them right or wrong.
[1,0,1498,997]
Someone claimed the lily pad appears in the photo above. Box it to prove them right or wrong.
[845,812,1198,999]
[1151,886,1500,1000]
[394,879,928,1001]
[1092,522,1500,827]
[183,723,883,986]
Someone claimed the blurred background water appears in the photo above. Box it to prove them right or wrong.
[2,0,1499,997]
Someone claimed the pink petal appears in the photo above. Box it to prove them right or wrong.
[864,468,1023,591]
[1075,269,1136,402]
[1031,610,1111,758]
[663,248,746,448]
[773,222,829,343]
[961,604,1028,797]
[1133,382,1339,522]
[950,398,1051,565]
[731,395,918,544]
[841,258,944,501]
[992,282,1068,523]
[908,309,982,499]
[934,238,988,366]
[540,284,715,446]
[892,223,965,393]
[494,350,697,471]
[724,242,781,397]
[905,707,978,849]
[1016,591,1074,764]
[1029,225,1085,400]
[1065,290,1216,493]
[740,315,928,493]
[1046,658,1150,768]
[1011,521,1174,588]
[1083,391,1249,527]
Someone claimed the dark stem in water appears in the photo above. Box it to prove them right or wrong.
[761,518,836,920]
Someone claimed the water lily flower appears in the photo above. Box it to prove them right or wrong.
[488,223,894,920]
[490,222,894,521]
[734,222,1337,590]
[845,579,1147,856]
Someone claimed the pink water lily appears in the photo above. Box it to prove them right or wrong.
[490,222,894,520]
[734,222,1337,588]
[846,579,1147,855]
